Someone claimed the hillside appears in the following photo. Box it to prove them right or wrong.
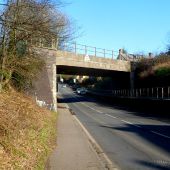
[0,90,57,169]
[135,55,170,87]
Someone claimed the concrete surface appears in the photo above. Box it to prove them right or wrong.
[56,50,131,72]
[46,103,106,170]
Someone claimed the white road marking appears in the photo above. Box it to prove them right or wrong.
[105,114,170,139]
[105,114,117,119]
[81,103,103,114]
[73,115,119,170]
[151,131,170,139]
[120,119,142,128]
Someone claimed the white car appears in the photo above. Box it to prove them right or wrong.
[62,84,66,88]
[76,87,87,95]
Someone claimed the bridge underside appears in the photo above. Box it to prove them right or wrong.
[57,65,130,89]
[57,65,130,77]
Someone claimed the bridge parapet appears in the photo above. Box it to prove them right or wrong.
[34,47,131,72]
[32,39,154,62]
[32,40,119,59]
[55,50,131,72]
[61,43,118,59]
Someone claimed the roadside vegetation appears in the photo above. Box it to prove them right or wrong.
[0,0,74,169]
[0,89,57,169]
[135,54,170,78]
[0,0,73,91]
[81,77,113,90]
[135,48,170,87]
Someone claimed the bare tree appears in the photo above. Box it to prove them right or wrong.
[0,0,73,90]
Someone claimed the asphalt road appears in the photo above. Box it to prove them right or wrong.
[58,84,170,170]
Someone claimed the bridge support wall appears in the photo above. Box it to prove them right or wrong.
[32,49,57,111]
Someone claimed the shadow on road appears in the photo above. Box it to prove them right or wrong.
[58,92,170,122]
[100,124,170,154]
[58,94,94,103]
[134,160,170,170]
[100,124,170,169]
[86,93,170,121]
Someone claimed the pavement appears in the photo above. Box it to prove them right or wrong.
[46,102,111,170]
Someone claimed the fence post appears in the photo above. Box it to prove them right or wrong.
[168,87,170,98]
[162,88,164,99]
[103,49,105,58]
[157,88,159,99]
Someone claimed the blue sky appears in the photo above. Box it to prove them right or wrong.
[63,0,170,55]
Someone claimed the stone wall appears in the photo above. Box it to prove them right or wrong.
[32,48,57,111]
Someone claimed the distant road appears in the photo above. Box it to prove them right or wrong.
[58,85,170,170]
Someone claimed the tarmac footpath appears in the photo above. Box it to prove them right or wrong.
[46,102,108,170]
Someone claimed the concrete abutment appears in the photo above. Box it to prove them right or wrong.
[32,49,57,111]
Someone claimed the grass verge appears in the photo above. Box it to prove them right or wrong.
[0,89,57,169]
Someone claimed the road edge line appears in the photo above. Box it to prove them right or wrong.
[73,115,120,170]
[59,99,119,169]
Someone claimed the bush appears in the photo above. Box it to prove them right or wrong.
[136,54,170,78]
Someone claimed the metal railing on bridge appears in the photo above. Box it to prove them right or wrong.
[61,43,119,59]
[32,38,152,61]
[89,86,170,99]
[31,39,119,59]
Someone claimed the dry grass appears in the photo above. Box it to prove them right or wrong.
[0,89,57,169]
[153,60,170,70]
[138,56,170,78]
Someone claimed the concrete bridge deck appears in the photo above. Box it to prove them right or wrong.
[56,50,131,72]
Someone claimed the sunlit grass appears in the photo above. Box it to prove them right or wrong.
[0,90,57,169]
